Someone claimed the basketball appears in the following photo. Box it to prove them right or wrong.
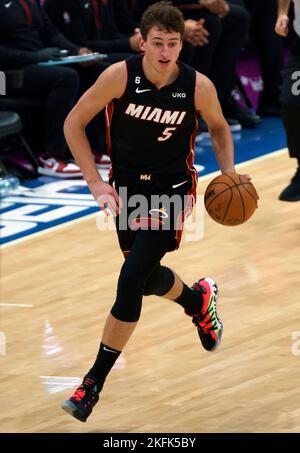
[204,173,259,226]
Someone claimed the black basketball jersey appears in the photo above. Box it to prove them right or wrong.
[106,55,199,179]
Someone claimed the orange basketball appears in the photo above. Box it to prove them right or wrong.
[204,173,259,226]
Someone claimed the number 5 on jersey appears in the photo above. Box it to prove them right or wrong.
[158,127,176,142]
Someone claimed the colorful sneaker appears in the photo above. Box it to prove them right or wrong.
[190,277,223,352]
[61,376,100,422]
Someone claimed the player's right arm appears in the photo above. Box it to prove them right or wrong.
[275,0,291,36]
[64,62,127,215]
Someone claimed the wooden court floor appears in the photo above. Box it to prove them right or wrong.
[1,150,300,433]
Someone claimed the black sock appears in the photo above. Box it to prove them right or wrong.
[87,342,121,392]
[174,283,203,315]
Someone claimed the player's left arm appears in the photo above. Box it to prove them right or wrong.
[195,71,235,174]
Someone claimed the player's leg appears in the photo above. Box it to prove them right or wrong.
[142,186,222,352]
[144,264,222,352]
[279,55,300,201]
[61,229,172,422]
[145,265,197,311]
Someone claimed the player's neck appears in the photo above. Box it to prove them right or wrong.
[142,58,179,90]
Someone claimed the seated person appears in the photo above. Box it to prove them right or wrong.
[44,0,141,63]
[133,0,260,129]
[0,0,89,177]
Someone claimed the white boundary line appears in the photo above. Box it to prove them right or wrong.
[1,148,287,249]
[1,212,98,249]
[0,303,34,307]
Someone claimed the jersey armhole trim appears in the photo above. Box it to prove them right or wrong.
[117,60,129,102]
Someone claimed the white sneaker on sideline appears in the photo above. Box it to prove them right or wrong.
[94,153,111,169]
[38,157,82,178]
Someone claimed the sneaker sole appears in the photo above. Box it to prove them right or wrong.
[199,328,222,352]
[61,400,88,422]
[38,166,83,179]
[279,195,300,202]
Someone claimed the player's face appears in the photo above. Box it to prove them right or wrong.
[140,27,182,73]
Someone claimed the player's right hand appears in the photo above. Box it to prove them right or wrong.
[92,182,123,217]
[275,14,289,36]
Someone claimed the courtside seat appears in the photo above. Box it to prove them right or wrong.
[0,110,39,174]
[0,111,22,137]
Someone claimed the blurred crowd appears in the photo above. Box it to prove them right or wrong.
[0,0,298,200]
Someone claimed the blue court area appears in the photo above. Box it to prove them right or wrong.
[0,118,286,245]
[196,117,286,170]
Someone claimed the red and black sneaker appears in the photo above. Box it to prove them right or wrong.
[61,376,100,422]
[188,278,223,352]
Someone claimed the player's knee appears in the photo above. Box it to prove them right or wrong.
[111,299,142,323]
[119,266,145,296]
[144,266,175,297]
[111,266,145,322]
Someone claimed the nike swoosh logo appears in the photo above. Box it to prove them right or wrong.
[172,180,187,189]
[103,346,119,354]
[135,87,151,93]
[4,2,12,8]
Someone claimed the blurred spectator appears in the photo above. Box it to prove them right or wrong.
[44,0,144,168]
[236,0,284,117]
[205,0,261,128]
[0,0,89,177]
[113,0,137,35]
[276,0,300,201]
[44,0,141,63]
[133,1,260,129]
[133,1,223,76]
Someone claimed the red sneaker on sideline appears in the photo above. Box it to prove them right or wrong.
[38,157,82,178]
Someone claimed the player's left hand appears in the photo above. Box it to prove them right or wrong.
[224,173,259,200]
[239,173,260,200]
[239,173,251,182]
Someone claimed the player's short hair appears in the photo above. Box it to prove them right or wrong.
[140,1,185,41]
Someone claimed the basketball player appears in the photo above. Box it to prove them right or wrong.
[61,1,251,422]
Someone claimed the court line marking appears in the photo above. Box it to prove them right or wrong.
[0,303,34,307]
[1,212,98,248]
[1,147,287,249]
